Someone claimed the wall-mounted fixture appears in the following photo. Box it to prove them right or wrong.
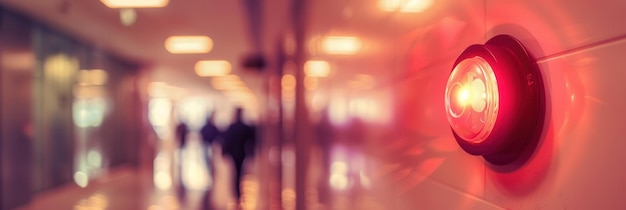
[444,35,544,165]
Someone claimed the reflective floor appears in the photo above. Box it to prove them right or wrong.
[13,134,385,210]
[14,133,260,210]
[14,167,259,210]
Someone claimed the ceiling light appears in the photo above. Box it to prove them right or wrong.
[223,90,256,105]
[119,8,137,26]
[100,0,169,8]
[165,36,213,54]
[379,0,433,13]
[211,75,247,90]
[195,60,231,77]
[445,35,545,165]
[77,69,108,85]
[304,60,330,77]
[321,36,362,55]
[400,0,433,13]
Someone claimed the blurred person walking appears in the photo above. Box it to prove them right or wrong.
[176,121,189,149]
[222,108,257,205]
[200,112,221,184]
[175,120,189,198]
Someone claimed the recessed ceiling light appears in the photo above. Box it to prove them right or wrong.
[378,0,433,13]
[211,75,247,90]
[165,36,213,54]
[100,0,169,8]
[195,60,231,77]
[304,60,331,77]
[321,36,362,55]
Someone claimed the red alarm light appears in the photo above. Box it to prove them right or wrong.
[445,35,545,165]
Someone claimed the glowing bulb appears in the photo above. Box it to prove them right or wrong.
[445,56,498,143]
[456,86,471,107]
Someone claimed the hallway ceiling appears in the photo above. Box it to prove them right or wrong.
[0,0,462,99]
[0,0,288,93]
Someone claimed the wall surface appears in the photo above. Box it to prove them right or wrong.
[0,8,144,209]
[0,10,34,210]
[303,0,626,209]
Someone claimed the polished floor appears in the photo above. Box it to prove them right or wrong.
[15,143,258,210]
[12,130,384,210]
[14,171,252,210]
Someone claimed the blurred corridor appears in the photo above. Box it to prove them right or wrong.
[1,0,626,209]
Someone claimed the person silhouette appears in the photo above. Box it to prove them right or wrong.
[200,112,221,184]
[174,121,189,197]
[176,121,189,150]
[315,109,334,205]
[222,108,256,203]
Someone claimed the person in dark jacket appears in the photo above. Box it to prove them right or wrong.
[222,108,256,202]
[200,112,220,183]
[176,121,189,149]
[174,121,189,196]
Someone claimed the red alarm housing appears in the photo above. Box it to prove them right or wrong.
[444,35,545,165]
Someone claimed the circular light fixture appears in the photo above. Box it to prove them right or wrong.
[444,35,545,165]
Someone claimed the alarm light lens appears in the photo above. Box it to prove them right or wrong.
[445,34,545,166]
[445,57,499,144]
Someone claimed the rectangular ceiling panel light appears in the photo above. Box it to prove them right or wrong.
[165,36,213,54]
[77,69,108,85]
[100,0,169,8]
[211,75,248,90]
[321,36,362,55]
[195,60,231,77]
[378,0,433,13]
[304,60,331,77]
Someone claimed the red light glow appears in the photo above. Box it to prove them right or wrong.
[445,35,545,166]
